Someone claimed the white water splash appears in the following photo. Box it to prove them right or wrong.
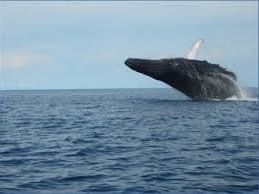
[187,39,204,59]
[208,74,257,102]
[226,96,258,102]
[223,84,257,102]
[230,86,258,102]
[217,73,257,102]
[211,95,257,102]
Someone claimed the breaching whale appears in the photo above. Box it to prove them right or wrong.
[125,40,241,100]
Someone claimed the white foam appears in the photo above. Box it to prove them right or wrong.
[208,96,257,101]
[226,96,258,102]
[233,84,258,102]
[209,88,258,102]
[226,86,258,102]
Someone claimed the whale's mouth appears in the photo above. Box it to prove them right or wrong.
[125,58,168,77]
[125,58,136,67]
[125,58,151,74]
[125,58,150,70]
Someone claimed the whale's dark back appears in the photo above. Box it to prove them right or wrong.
[170,58,237,81]
[163,58,240,99]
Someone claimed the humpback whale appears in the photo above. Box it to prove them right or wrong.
[125,40,241,100]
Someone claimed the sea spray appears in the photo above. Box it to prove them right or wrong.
[219,73,257,101]
[234,85,258,101]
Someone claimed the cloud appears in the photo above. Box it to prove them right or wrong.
[0,51,52,69]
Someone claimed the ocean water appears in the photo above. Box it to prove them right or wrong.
[0,88,258,193]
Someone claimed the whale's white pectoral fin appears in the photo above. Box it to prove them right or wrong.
[187,39,204,59]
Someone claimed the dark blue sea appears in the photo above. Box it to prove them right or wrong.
[0,88,258,193]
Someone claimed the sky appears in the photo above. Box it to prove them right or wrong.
[0,1,258,89]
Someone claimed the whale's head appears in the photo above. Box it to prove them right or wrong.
[125,58,172,80]
[125,57,192,89]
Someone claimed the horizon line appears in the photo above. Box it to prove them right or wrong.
[0,86,258,92]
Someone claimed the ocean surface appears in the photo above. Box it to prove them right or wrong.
[0,88,258,193]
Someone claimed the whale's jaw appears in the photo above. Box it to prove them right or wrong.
[125,57,241,100]
[125,58,169,80]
